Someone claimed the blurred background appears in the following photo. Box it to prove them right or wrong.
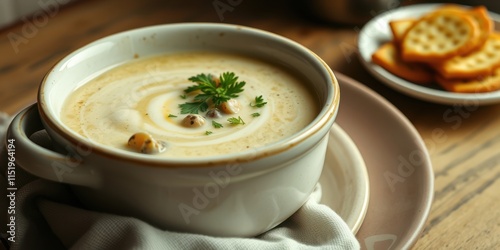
[299,0,500,25]
[2,0,500,29]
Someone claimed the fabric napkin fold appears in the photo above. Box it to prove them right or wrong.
[0,111,360,250]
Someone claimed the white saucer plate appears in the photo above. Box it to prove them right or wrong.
[319,123,370,234]
[329,73,434,249]
[358,3,500,105]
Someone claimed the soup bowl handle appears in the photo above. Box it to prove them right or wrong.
[7,104,100,188]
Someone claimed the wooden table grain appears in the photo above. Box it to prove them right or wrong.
[1,0,499,249]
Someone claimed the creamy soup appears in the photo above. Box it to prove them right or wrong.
[61,52,319,157]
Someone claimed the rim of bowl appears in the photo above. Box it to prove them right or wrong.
[38,22,339,168]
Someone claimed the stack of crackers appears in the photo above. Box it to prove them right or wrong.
[371,4,500,93]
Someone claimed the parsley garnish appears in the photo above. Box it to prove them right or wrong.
[250,95,267,108]
[178,101,208,114]
[251,112,260,117]
[212,120,223,128]
[180,94,187,99]
[205,131,213,135]
[179,72,246,114]
[168,114,177,118]
[228,116,245,125]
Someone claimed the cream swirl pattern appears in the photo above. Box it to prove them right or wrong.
[61,52,318,158]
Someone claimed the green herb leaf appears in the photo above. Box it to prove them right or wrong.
[180,94,187,99]
[251,112,260,117]
[179,101,209,114]
[180,72,246,114]
[168,114,177,118]
[250,95,267,108]
[205,131,213,135]
[227,116,245,125]
[212,120,223,128]
[218,72,246,103]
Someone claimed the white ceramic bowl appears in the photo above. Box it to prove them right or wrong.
[8,23,339,237]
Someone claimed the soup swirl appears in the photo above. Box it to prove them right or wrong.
[61,52,319,157]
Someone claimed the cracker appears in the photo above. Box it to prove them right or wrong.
[436,67,500,93]
[467,6,494,51]
[372,42,434,84]
[401,10,480,63]
[371,4,500,93]
[389,19,416,44]
[391,5,491,49]
[428,5,491,52]
[433,33,500,79]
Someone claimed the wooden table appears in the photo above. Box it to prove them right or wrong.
[1,0,498,249]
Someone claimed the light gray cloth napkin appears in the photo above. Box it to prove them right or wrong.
[0,111,359,250]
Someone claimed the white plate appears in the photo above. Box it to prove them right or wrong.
[320,123,370,234]
[358,3,500,105]
[333,72,434,249]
